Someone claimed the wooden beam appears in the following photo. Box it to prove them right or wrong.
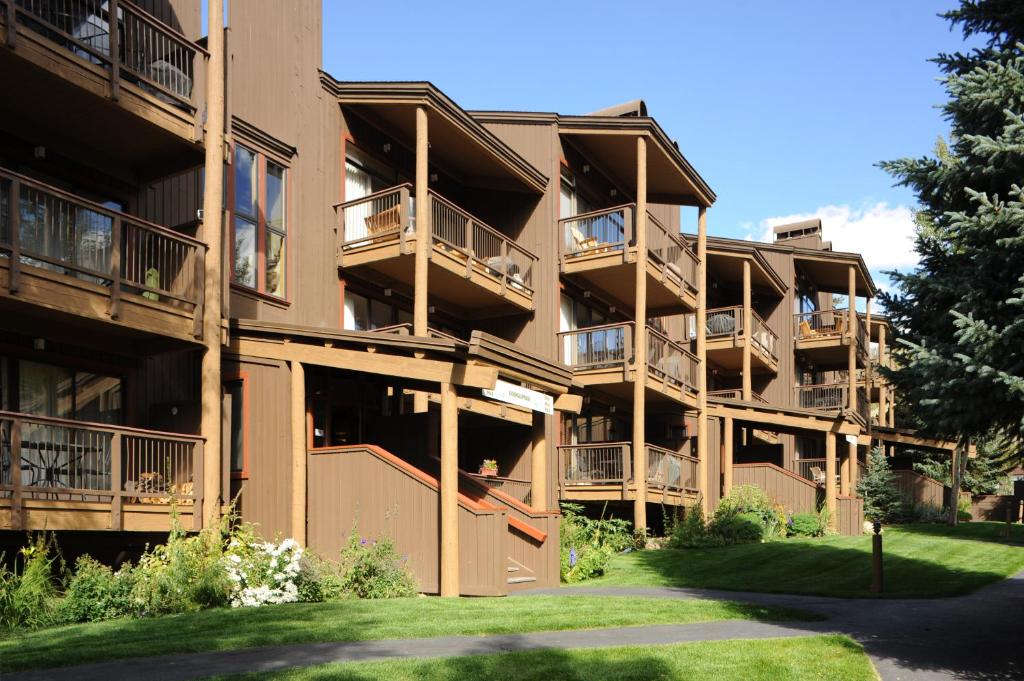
[531,412,547,512]
[230,338,498,389]
[290,361,306,544]
[723,415,734,498]
[878,323,888,427]
[705,403,861,436]
[414,105,430,337]
[200,0,226,529]
[696,205,709,513]
[742,259,752,401]
[632,135,648,533]
[416,390,532,425]
[553,393,583,414]
[848,265,857,414]
[439,381,459,597]
[849,439,859,494]
[826,433,838,530]
[840,435,851,496]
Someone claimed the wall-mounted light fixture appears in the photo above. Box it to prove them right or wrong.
[582,164,590,174]
[383,288,392,297]
[429,173,438,183]
[609,188,618,197]
[33,338,45,351]
[382,143,391,153]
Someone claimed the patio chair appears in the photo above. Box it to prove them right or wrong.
[364,205,402,238]
[568,225,601,254]
[809,466,826,485]
[798,320,814,338]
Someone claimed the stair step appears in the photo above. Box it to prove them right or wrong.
[507,576,537,585]
[507,565,520,573]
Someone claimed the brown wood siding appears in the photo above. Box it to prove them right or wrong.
[968,494,1018,521]
[307,446,506,596]
[225,356,293,538]
[705,414,722,509]
[137,166,202,231]
[732,462,818,514]
[893,470,946,509]
[837,495,863,535]
[133,1,202,40]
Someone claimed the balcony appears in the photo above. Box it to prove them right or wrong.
[707,390,778,444]
[793,308,868,366]
[699,306,779,374]
[0,168,206,345]
[794,383,870,424]
[0,410,205,531]
[557,441,698,505]
[557,322,700,408]
[337,185,537,316]
[792,457,867,487]
[559,205,699,315]
[0,0,206,163]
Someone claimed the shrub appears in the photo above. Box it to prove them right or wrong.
[0,536,60,630]
[223,527,304,608]
[707,510,764,545]
[716,485,786,540]
[857,448,903,523]
[788,512,825,537]
[337,531,417,599]
[559,503,633,583]
[295,551,346,603]
[668,503,708,548]
[910,503,947,524]
[58,556,137,624]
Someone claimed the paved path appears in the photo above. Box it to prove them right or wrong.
[8,572,1023,681]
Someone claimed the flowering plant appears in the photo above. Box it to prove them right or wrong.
[223,533,304,608]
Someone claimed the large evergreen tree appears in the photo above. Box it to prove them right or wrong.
[879,2,1024,460]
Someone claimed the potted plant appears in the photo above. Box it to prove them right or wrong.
[479,459,498,477]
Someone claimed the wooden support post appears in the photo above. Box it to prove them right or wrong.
[826,433,838,530]
[870,524,884,593]
[8,178,20,293]
[290,360,306,544]
[110,434,123,530]
[840,437,852,496]
[950,441,962,527]
[10,417,22,530]
[5,0,16,49]
[696,206,709,514]
[847,265,857,414]
[200,0,226,528]
[849,440,859,494]
[439,381,459,597]
[722,415,734,498]
[192,441,204,531]
[531,411,547,512]
[108,0,120,101]
[865,298,873,425]
[742,259,752,401]
[632,136,649,535]
[108,216,122,319]
[413,106,430,414]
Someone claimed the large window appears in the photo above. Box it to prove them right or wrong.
[343,291,412,332]
[0,357,121,424]
[232,144,288,298]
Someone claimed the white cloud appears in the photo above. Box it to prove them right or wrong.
[753,202,919,273]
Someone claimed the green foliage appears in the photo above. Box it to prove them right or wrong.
[879,1,1024,452]
[668,503,708,548]
[708,511,765,544]
[716,485,787,540]
[788,512,826,537]
[294,551,346,603]
[337,531,417,599]
[670,488,786,548]
[0,536,60,630]
[57,556,138,624]
[857,449,903,523]
[559,503,633,583]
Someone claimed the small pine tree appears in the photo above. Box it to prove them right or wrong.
[857,449,903,523]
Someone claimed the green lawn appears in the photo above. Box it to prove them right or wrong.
[0,596,818,673]
[587,522,1024,598]
[209,635,875,681]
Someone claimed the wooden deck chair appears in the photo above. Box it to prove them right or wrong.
[809,466,826,485]
[798,320,814,338]
[569,225,600,253]
[364,205,402,238]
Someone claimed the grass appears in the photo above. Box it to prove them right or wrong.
[209,635,876,681]
[0,595,819,673]
[587,521,1024,598]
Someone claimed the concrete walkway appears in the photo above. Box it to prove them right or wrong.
[8,572,1024,681]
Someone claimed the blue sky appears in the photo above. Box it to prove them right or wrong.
[318,0,977,291]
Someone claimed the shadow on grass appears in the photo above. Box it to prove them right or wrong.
[597,521,1024,599]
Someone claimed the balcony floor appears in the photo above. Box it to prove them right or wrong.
[0,497,194,532]
[561,248,697,315]
[573,365,699,410]
[560,482,697,506]
[794,334,856,366]
[705,337,779,374]
[0,259,202,351]
[340,236,534,317]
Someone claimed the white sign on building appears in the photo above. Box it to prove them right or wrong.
[483,379,554,415]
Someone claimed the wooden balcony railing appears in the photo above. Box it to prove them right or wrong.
[646,211,699,294]
[468,474,532,507]
[856,386,869,424]
[558,204,699,293]
[704,305,743,338]
[0,410,204,530]
[336,184,537,295]
[750,310,779,360]
[370,322,462,343]
[429,190,536,294]
[557,321,632,371]
[1,168,206,336]
[558,442,631,489]
[646,444,699,492]
[708,389,769,404]
[4,0,207,113]
[794,383,848,412]
[792,458,832,485]
[647,326,700,394]
[794,308,849,339]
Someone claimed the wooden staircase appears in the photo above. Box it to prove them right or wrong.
[506,557,537,589]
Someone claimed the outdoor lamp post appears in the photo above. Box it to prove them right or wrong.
[871,520,883,594]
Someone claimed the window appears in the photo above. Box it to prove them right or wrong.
[1,357,121,423]
[231,144,288,298]
[225,379,246,477]
[345,148,395,202]
[343,291,410,331]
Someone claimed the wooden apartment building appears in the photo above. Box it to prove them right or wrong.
[0,0,962,595]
